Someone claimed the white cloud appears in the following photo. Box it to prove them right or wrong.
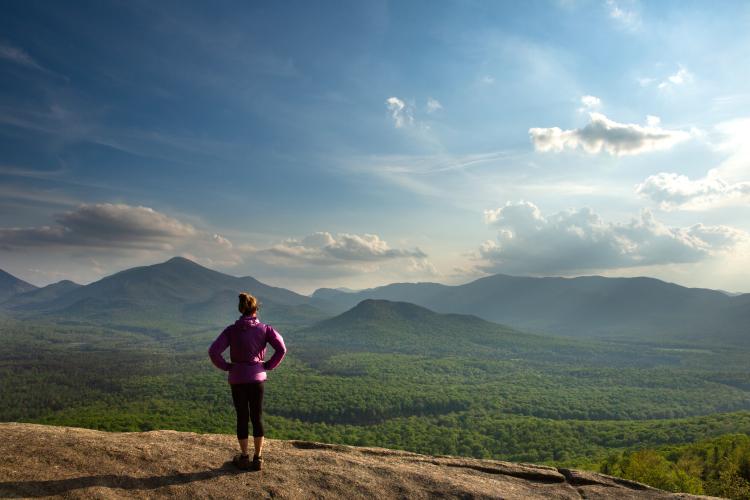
[658,65,693,90]
[529,112,691,156]
[606,0,641,29]
[478,201,747,274]
[580,95,601,109]
[264,231,426,266]
[480,75,495,85]
[406,257,439,276]
[646,115,661,127]
[636,171,750,211]
[426,97,443,113]
[386,96,413,128]
[636,118,750,211]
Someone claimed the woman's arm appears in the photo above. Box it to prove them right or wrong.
[208,327,231,371]
[262,325,287,371]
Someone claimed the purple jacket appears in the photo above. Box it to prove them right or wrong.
[208,314,287,384]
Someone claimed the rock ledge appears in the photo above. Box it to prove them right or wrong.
[0,423,716,499]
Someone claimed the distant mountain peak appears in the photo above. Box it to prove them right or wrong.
[162,255,201,267]
[351,298,431,315]
[326,299,458,327]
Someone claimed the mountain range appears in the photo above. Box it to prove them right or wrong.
[1,257,747,345]
[311,274,750,345]
[0,257,325,328]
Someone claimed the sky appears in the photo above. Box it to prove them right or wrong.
[1,0,749,294]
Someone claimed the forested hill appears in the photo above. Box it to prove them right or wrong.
[293,298,547,359]
[0,269,36,302]
[288,299,695,369]
[311,274,749,345]
[0,423,706,499]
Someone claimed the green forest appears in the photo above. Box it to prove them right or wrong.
[1,305,749,497]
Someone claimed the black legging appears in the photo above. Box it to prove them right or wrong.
[231,382,264,439]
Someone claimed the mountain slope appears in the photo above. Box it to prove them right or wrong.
[3,257,323,328]
[290,299,668,370]
[295,299,541,356]
[312,274,749,345]
[0,423,703,499]
[1,279,81,309]
[0,269,37,302]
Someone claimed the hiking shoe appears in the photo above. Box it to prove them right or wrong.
[233,453,251,470]
[251,455,263,471]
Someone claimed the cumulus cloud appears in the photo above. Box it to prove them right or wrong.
[529,112,691,156]
[478,201,747,274]
[635,118,750,211]
[636,171,750,211]
[0,203,244,280]
[580,95,601,109]
[0,203,198,250]
[264,231,426,266]
[426,97,443,113]
[386,97,413,128]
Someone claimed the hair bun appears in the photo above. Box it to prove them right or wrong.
[238,292,258,315]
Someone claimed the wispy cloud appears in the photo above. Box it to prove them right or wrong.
[359,151,512,175]
[0,165,67,179]
[0,42,46,71]
[426,97,443,113]
[385,96,414,128]
[606,0,641,30]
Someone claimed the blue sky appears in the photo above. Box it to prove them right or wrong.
[1,0,749,293]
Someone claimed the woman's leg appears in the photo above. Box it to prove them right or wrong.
[231,384,251,455]
[248,382,265,457]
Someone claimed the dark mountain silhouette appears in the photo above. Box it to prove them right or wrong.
[311,274,749,345]
[0,269,37,303]
[0,257,323,327]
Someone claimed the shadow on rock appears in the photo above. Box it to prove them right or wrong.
[0,462,247,498]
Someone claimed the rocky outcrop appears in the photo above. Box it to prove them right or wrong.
[0,423,716,499]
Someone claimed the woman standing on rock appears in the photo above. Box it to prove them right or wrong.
[209,292,287,471]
